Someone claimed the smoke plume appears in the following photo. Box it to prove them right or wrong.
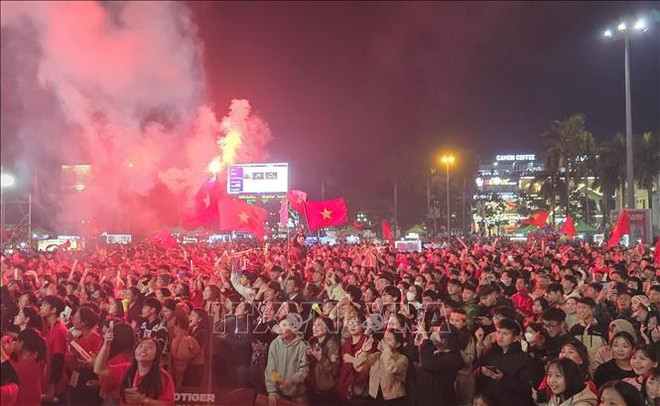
[1,1,272,234]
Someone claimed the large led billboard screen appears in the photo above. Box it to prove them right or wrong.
[227,163,288,195]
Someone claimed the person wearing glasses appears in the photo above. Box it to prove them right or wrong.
[543,307,581,359]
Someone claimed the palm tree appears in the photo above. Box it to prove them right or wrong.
[542,114,596,218]
[594,135,625,227]
[634,131,660,210]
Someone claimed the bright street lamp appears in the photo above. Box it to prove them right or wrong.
[440,155,456,236]
[602,15,651,209]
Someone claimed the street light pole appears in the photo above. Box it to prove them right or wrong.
[440,155,455,236]
[603,17,650,209]
[624,35,634,209]
[446,161,450,235]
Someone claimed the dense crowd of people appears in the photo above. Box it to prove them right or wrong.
[1,232,659,406]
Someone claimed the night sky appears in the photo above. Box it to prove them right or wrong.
[191,1,659,201]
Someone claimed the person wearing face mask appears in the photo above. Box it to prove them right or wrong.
[546,358,597,406]
[406,285,422,310]
[525,322,551,368]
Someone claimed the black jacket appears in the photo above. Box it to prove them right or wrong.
[476,341,543,406]
[415,340,464,406]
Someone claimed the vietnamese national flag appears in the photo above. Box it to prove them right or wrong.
[218,199,269,239]
[304,197,348,231]
[654,238,660,264]
[183,180,223,229]
[382,220,394,245]
[560,215,577,239]
[523,210,549,227]
[286,190,308,214]
[608,207,631,248]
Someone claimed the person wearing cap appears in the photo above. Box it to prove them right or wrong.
[631,295,660,344]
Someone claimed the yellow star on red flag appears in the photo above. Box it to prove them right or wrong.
[321,208,332,219]
[237,212,250,223]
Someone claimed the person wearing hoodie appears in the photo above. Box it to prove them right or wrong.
[546,358,597,406]
[592,319,639,371]
[264,317,309,406]
[475,318,543,406]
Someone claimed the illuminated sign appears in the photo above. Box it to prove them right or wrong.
[495,154,536,162]
[227,163,288,195]
[475,177,516,187]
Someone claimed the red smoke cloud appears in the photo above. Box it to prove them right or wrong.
[1,2,271,234]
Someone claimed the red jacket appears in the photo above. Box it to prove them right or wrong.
[511,289,534,316]
[337,335,374,401]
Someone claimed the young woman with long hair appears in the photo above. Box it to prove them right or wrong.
[95,327,173,406]
[13,307,43,332]
[97,321,136,405]
[546,358,597,406]
[6,328,47,406]
[182,308,210,387]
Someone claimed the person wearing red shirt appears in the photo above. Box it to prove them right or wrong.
[95,331,174,406]
[511,276,534,317]
[69,306,104,406]
[9,329,47,406]
[97,322,136,405]
[1,344,20,406]
[40,295,69,405]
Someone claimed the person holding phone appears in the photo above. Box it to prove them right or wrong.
[475,318,543,406]
[94,330,174,406]
[307,317,340,405]
[68,306,103,406]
